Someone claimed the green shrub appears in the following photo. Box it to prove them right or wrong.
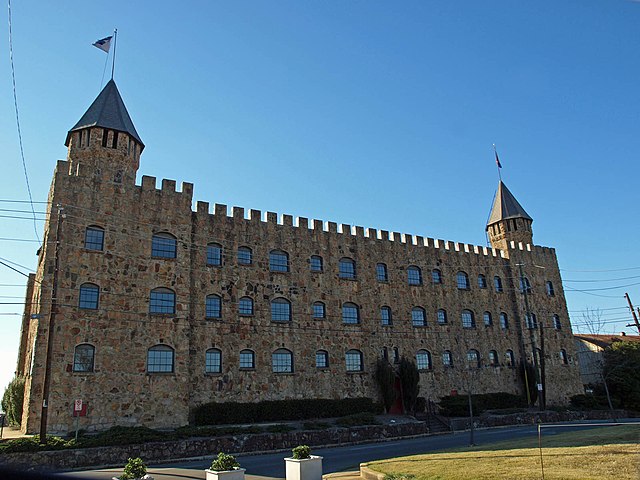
[438,392,527,417]
[264,424,295,433]
[77,426,169,448]
[210,452,240,471]
[292,445,311,459]
[398,357,420,415]
[374,359,396,413]
[0,435,71,454]
[570,394,616,410]
[335,412,379,427]
[121,457,147,480]
[302,421,331,430]
[193,398,381,426]
[1,376,25,426]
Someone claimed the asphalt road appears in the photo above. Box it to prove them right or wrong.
[56,420,635,480]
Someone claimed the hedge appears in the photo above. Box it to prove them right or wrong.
[438,392,527,417]
[193,397,381,426]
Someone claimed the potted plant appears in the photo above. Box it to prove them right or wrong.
[284,445,323,480]
[205,452,246,480]
[112,457,154,480]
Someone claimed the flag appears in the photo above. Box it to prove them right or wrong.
[495,151,502,169]
[93,36,112,53]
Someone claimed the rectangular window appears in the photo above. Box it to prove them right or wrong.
[207,244,222,266]
[152,234,177,258]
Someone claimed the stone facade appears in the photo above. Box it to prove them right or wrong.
[16,82,583,435]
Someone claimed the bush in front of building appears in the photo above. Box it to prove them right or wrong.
[193,397,381,426]
[438,392,527,417]
[334,412,380,427]
[1,376,25,427]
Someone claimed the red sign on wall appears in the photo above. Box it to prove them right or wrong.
[72,401,88,417]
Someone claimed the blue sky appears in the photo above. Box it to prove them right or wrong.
[1,0,639,391]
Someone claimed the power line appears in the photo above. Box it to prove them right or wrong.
[0,199,50,204]
[564,274,640,283]
[7,0,39,243]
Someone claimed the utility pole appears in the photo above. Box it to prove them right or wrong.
[624,293,640,334]
[39,205,63,444]
[519,263,544,411]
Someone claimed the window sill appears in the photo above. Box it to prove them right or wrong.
[346,370,365,375]
[273,372,296,376]
[83,248,104,253]
[204,372,223,376]
[205,317,222,321]
[151,256,177,261]
[146,372,175,376]
[150,313,177,317]
[239,368,256,372]
[339,277,358,281]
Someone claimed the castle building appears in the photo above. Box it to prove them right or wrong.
[16,81,582,435]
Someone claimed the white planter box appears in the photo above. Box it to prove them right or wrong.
[205,468,246,480]
[284,455,323,480]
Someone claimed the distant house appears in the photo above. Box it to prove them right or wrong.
[574,333,640,388]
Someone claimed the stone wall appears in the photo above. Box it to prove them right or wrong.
[0,423,428,472]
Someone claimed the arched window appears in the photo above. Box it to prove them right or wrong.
[316,350,329,369]
[412,307,426,327]
[339,257,356,279]
[559,349,569,365]
[437,309,448,325]
[147,345,174,373]
[442,350,453,367]
[407,266,422,286]
[271,297,291,322]
[519,277,532,294]
[205,294,222,319]
[381,346,389,360]
[483,311,493,327]
[272,348,293,373]
[79,283,99,310]
[239,297,253,316]
[457,271,470,290]
[546,281,555,297]
[494,276,503,292]
[73,344,95,372]
[269,249,289,272]
[345,349,363,372]
[150,287,176,314]
[526,313,538,329]
[477,274,487,289]
[488,350,499,367]
[461,309,475,328]
[342,302,360,324]
[237,246,252,265]
[393,347,400,364]
[312,301,326,319]
[207,243,223,266]
[380,306,392,326]
[500,312,509,330]
[310,255,323,272]
[553,314,562,330]
[376,263,388,282]
[505,349,515,367]
[239,349,255,369]
[416,350,432,371]
[432,269,443,284]
[467,349,480,368]
[152,232,177,258]
[205,348,222,373]
[84,226,104,251]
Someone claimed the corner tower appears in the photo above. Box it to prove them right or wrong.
[64,79,144,185]
[486,181,533,250]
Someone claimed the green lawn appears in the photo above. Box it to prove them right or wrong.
[367,425,640,480]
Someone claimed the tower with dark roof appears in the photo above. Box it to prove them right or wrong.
[65,79,144,186]
[486,181,533,251]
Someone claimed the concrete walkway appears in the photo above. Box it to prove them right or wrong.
[0,425,29,440]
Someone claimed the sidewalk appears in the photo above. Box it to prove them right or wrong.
[324,470,361,480]
[0,425,29,441]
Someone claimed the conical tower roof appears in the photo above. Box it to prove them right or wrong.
[65,79,144,150]
[487,181,532,227]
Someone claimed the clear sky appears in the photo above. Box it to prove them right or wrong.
[1,0,639,392]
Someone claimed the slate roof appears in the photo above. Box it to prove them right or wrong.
[65,79,144,150]
[487,181,532,227]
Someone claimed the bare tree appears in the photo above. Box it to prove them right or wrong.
[581,307,606,335]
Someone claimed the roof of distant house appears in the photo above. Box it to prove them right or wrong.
[574,333,640,349]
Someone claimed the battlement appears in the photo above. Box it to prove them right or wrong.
[137,175,193,204]
[191,197,512,259]
[507,240,556,256]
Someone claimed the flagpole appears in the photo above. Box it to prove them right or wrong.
[111,28,117,80]
[493,144,502,182]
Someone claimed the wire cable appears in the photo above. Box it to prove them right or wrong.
[7,0,39,243]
